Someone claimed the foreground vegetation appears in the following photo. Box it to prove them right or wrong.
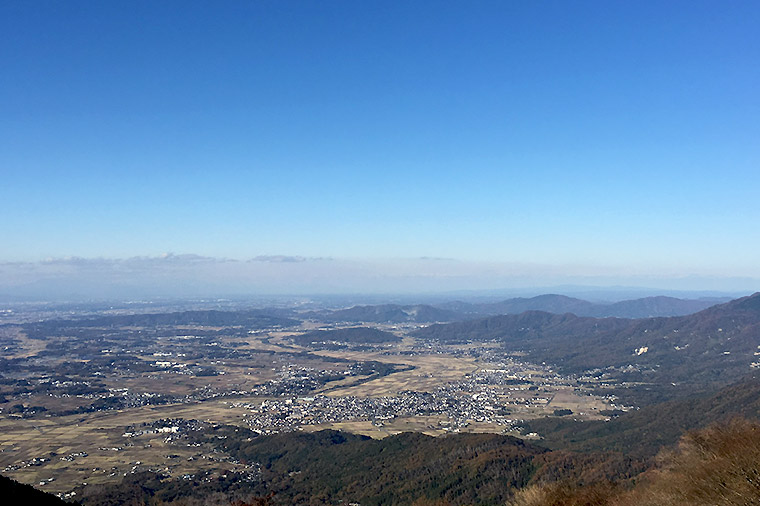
[58,415,759,505]
[510,418,760,506]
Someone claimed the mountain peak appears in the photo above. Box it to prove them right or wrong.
[726,292,760,312]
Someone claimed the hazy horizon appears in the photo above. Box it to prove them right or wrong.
[1,253,756,302]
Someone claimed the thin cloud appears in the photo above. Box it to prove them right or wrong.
[248,255,332,263]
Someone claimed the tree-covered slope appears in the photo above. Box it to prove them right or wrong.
[0,474,70,505]
[525,374,760,458]
[415,293,760,399]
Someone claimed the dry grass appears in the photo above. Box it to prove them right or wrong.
[508,481,619,506]
[508,418,760,506]
[617,417,760,506]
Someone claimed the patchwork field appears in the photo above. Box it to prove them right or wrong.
[0,397,268,493]
[0,316,616,496]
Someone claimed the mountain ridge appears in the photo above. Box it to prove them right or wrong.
[436,294,730,319]
[415,293,760,402]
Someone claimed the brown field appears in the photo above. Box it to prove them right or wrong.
[0,327,47,359]
[547,387,610,417]
[0,397,268,493]
[312,350,480,397]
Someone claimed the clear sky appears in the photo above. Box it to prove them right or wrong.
[2,1,759,294]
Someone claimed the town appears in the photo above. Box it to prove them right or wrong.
[0,303,623,496]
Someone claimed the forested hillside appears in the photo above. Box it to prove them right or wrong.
[75,429,645,506]
[415,293,760,402]
[525,374,760,457]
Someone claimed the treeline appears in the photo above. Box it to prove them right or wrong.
[23,310,299,337]
[77,428,643,506]
[292,327,401,346]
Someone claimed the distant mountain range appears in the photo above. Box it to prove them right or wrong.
[436,294,730,319]
[414,293,760,403]
[307,295,729,324]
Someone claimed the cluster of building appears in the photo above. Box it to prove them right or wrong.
[248,364,349,397]
[235,365,583,434]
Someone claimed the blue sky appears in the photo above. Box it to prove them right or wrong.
[2,1,759,292]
